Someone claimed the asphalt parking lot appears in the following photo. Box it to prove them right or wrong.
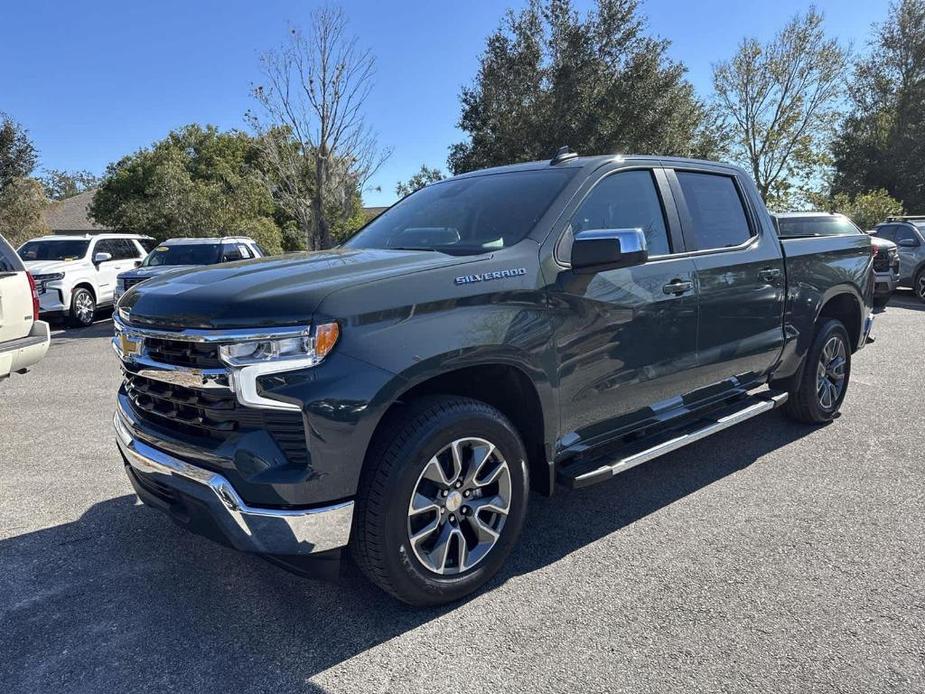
[2,296,924,693]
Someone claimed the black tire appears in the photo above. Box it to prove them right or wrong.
[68,287,96,327]
[352,396,529,606]
[782,318,851,424]
[915,268,925,304]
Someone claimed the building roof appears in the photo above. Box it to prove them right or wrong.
[41,190,111,233]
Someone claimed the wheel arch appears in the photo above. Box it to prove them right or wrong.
[364,358,556,496]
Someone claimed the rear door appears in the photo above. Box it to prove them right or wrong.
[548,165,701,449]
[0,235,32,344]
[665,167,786,393]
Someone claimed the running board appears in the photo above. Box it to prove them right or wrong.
[557,391,789,489]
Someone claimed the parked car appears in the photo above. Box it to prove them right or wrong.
[871,217,925,302]
[0,233,50,380]
[112,152,874,606]
[114,236,265,303]
[773,212,897,308]
[18,234,154,326]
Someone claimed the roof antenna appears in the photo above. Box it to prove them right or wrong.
[550,146,578,165]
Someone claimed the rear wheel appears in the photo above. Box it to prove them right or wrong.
[915,268,925,303]
[352,396,529,606]
[69,288,96,327]
[782,319,851,424]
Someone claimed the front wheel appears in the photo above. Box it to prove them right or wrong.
[782,318,851,424]
[69,288,96,327]
[352,396,529,606]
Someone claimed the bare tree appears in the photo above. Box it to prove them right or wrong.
[712,8,847,207]
[248,6,389,250]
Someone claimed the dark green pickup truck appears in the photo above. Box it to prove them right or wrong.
[112,152,874,605]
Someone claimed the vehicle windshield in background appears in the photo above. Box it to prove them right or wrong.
[776,216,863,238]
[345,169,577,255]
[18,240,90,261]
[142,244,222,267]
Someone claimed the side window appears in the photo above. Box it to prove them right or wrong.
[94,239,120,259]
[875,225,896,242]
[221,243,244,262]
[894,225,920,246]
[676,171,753,250]
[237,243,253,259]
[122,239,144,258]
[570,169,671,256]
[0,235,24,272]
[255,244,268,257]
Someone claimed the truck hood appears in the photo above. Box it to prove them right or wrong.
[22,259,81,276]
[120,247,479,329]
[869,236,896,252]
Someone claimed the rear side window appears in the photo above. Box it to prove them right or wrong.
[776,216,862,238]
[0,235,24,272]
[570,170,671,256]
[676,172,753,250]
[221,243,245,262]
[874,225,896,242]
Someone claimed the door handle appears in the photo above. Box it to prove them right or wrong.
[758,268,782,283]
[663,279,694,295]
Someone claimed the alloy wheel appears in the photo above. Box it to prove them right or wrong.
[816,335,847,410]
[917,274,925,301]
[75,292,94,324]
[407,437,511,575]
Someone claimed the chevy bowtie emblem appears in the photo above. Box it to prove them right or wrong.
[455,268,527,285]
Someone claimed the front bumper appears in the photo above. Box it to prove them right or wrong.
[114,408,354,556]
[873,270,898,298]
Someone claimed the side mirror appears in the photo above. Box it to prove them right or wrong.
[93,252,112,264]
[897,238,919,248]
[570,228,648,273]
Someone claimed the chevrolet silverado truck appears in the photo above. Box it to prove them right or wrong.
[112,153,874,606]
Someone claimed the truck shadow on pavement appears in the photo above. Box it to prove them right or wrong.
[0,411,817,692]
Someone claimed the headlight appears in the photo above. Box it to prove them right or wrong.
[218,322,340,367]
[33,272,64,282]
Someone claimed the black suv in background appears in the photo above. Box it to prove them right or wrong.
[113,236,264,302]
[112,154,874,606]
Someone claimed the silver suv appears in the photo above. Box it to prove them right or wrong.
[872,217,925,302]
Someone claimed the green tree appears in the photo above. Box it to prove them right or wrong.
[806,188,904,230]
[90,124,284,251]
[40,169,101,201]
[396,165,445,197]
[832,0,925,211]
[0,177,48,247]
[448,0,721,174]
[712,8,848,208]
[0,113,37,191]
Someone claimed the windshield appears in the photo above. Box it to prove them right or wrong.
[142,244,222,267]
[776,215,863,238]
[18,240,91,261]
[346,169,577,255]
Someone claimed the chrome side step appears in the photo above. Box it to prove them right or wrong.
[558,391,789,489]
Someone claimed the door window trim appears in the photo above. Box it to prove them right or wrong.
[553,164,686,267]
[665,168,762,256]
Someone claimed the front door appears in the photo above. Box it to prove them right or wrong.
[93,239,138,304]
[548,167,701,452]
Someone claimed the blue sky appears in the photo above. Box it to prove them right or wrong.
[1,0,889,207]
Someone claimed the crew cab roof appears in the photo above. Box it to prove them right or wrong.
[447,154,749,181]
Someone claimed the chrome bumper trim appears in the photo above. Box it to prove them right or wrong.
[114,409,353,555]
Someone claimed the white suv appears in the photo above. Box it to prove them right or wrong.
[18,234,153,326]
[0,233,50,380]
